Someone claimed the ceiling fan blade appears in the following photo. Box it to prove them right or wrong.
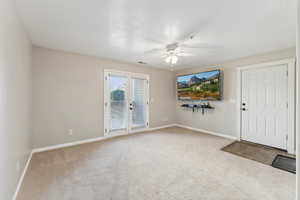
[175,20,212,45]
[180,43,222,49]
[176,31,199,44]
[144,38,166,45]
[177,52,195,57]
[144,48,166,54]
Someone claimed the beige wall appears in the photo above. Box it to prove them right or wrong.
[175,48,296,138]
[32,46,296,148]
[32,46,176,148]
[0,0,32,199]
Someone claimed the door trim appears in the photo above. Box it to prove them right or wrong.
[236,58,296,154]
[103,69,150,137]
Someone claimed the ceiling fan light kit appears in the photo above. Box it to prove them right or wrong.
[165,55,178,65]
[144,33,219,68]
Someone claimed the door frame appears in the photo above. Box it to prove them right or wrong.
[236,58,296,154]
[103,69,150,137]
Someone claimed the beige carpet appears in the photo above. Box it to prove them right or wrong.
[17,127,295,200]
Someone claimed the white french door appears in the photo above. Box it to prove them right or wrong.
[241,64,288,150]
[104,70,149,137]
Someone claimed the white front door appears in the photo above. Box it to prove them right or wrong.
[104,70,149,137]
[241,64,288,150]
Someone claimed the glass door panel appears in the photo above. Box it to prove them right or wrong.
[109,75,128,133]
[131,78,148,130]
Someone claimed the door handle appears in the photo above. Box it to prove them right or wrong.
[241,108,247,111]
[129,103,134,111]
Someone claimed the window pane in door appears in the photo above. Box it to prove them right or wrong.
[132,78,146,129]
[109,75,127,131]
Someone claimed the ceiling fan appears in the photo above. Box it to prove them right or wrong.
[144,34,219,67]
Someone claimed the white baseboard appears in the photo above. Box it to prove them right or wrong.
[32,124,177,153]
[12,151,33,200]
[174,124,237,140]
[147,124,177,131]
[32,123,235,153]
[32,136,107,153]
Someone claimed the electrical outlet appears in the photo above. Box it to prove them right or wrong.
[68,129,73,135]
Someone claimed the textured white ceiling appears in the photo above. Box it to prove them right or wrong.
[16,0,296,70]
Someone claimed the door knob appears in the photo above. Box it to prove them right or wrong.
[129,103,134,110]
[242,108,246,111]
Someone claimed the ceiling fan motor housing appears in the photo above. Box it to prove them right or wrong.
[166,43,179,52]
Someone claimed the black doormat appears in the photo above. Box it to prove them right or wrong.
[272,155,296,174]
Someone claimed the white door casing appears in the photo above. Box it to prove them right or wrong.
[104,70,150,137]
[237,59,296,153]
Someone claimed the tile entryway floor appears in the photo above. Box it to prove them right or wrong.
[17,127,295,200]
